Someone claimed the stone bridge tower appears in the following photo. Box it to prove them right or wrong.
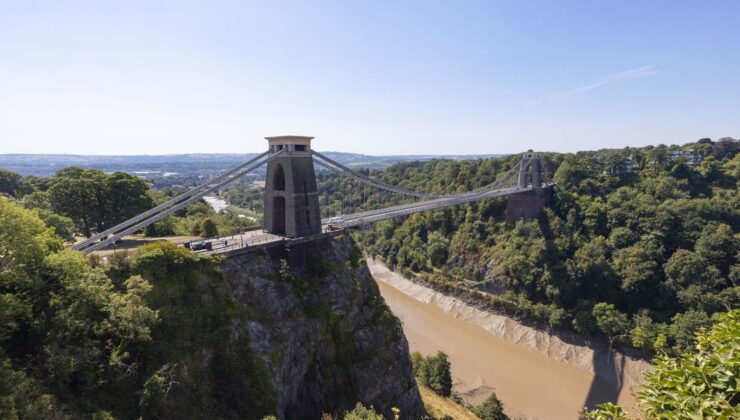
[518,150,543,188]
[263,136,322,237]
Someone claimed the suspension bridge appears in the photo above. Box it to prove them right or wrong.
[71,136,552,255]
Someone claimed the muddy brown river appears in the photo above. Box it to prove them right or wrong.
[374,270,642,419]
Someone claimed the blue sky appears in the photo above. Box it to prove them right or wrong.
[1,1,738,155]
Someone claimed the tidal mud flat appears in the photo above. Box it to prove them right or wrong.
[368,257,652,419]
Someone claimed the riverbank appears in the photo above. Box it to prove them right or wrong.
[368,257,652,418]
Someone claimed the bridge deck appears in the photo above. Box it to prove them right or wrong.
[184,184,548,256]
[89,184,551,257]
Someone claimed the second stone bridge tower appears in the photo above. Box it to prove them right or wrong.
[263,136,322,237]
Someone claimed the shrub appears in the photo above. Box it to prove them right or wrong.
[473,393,509,420]
[200,217,218,238]
[411,351,452,397]
[343,402,383,420]
[639,310,739,418]
[584,309,739,419]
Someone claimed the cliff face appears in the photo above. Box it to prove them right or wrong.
[221,234,423,419]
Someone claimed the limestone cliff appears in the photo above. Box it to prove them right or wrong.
[221,234,423,419]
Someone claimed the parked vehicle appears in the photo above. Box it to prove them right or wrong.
[184,241,212,251]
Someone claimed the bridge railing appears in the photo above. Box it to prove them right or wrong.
[78,150,285,254]
[72,151,271,251]
[77,146,552,255]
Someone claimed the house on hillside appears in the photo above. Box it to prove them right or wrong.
[668,149,703,166]
[603,158,634,176]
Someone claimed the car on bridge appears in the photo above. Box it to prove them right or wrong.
[329,215,345,227]
[183,241,212,251]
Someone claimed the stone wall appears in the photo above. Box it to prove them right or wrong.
[504,187,552,222]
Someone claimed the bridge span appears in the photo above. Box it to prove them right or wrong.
[72,136,552,255]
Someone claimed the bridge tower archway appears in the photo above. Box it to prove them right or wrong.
[263,136,322,237]
[272,196,286,234]
[273,163,285,191]
[518,151,543,188]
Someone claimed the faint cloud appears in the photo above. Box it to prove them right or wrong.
[548,65,660,99]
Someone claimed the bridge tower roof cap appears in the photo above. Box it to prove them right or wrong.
[265,135,314,146]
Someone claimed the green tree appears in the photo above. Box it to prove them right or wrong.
[426,352,452,397]
[0,169,27,198]
[42,250,158,404]
[553,155,590,189]
[0,198,159,415]
[47,167,105,236]
[343,402,384,420]
[639,310,739,418]
[200,218,218,238]
[669,310,710,353]
[592,303,630,343]
[664,249,709,291]
[23,190,52,210]
[567,237,619,303]
[695,223,737,275]
[103,172,154,227]
[588,310,739,418]
[0,197,61,345]
[663,249,722,310]
[572,307,597,335]
[612,244,660,297]
[411,351,425,378]
[47,168,152,237]
[581,402,629,420]
[473,393,509,420]
[144,216,177,237]
[139,364,176,419]
[0,360,64,418]
[33,208,75,241]
[608,227,638,249]
[131,242,276,418]
[411,351,453,397]
[427,232,450,267]
[629,314,663,353]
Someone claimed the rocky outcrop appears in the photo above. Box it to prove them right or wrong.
[221,235,423,419]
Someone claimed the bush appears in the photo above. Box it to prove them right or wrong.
[200,217,218,238]
[472,393,509,420]
[592,302,630,341]
[34,208,75,241]
[639,310,739,418]
[411,351,452,397]
[585,309,739,419]
[343,402,383,420]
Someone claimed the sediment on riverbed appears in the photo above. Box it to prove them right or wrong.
[367,257,652,394]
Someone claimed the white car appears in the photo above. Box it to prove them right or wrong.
[329,216,345,226]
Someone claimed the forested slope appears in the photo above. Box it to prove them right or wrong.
[0,198,275,418]
[345,139,739,355]
[0,197,422,418]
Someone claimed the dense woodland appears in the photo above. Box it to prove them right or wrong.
[347,139,739,356]
[0,199,275,418]
[0,167,256,242]
[1,138,738,418]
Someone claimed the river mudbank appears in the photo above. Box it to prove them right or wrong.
[368,257,652,419]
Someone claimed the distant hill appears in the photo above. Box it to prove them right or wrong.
[0,151,501,185]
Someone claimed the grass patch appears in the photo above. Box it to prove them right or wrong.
[418,385,478,420]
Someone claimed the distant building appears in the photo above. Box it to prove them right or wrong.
[667,149,703,166]
[603,158,634,176]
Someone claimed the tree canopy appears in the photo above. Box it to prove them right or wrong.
[0,199,274,418]
[584,309,739,419]
[345,139,738,355]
